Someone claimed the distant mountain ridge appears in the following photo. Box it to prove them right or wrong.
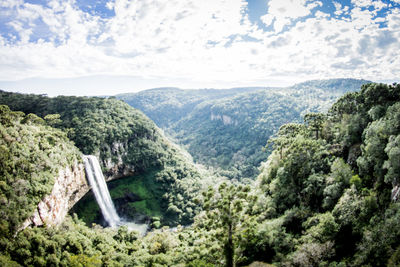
[117,86,268,127]
[118,78,372,179]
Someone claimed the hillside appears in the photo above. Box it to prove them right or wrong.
[0,91,205,227]
[1,82,399,267]
[117,78,371,179]
[0,105,81,236]
[117,87,265,127]
[248,82,400,266]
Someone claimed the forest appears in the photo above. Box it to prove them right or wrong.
[0,81,400,266]
[117,79,370,179]
[0,92,207,227]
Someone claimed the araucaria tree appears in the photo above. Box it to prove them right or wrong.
[200,182,256,267]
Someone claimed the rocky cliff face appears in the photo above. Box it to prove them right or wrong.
[101,141,136,181]
[20,149,134,230]
[210,112,238,126]
[20,161,89,229]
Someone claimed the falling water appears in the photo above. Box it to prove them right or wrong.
[83,155,120,227]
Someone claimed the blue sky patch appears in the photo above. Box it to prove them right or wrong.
[0,0,398,95]
[76,0,115,18]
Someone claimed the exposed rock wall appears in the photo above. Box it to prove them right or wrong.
[210,113,238,126]
[20,161,89,229]
[20,145,135,230]
[101,141,135,181]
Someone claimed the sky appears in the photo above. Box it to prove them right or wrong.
[0,0,399,96]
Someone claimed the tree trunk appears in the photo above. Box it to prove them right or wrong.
[225,223,234,267]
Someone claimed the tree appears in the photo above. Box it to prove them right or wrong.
[304,113,326,139]
[201,182,256,267]
[267,123,306,159]
[269,135,331,213]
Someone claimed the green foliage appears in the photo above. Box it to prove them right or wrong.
[1,81,399,267]
[254,82,400,265]
[262,132,332,213]
[349,174,362,190]
[173,91,302,179]
[0,91,204,226]
[256,215,294,263]
[0,105,80,237]
[117,87,264,127]
[1,216,134,266]
[353,203,400,266]
[69,254,102,267]
[358,102,400,185]
[0,91,167,171]
[0,254,20,267]
[301,212,339,244]
[304,112,326,139]
[384,134,400,185]
[118,79,369,179]
[199,182,257,266]
[72,170,164,224]
[388,245,400,267]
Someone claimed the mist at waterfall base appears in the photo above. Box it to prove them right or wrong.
[82,155,148,235]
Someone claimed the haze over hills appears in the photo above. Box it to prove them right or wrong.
[117,78,371,179]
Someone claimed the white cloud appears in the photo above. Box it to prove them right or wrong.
[261,14,274,26]
[351,7,375,30]
[333,1,343,16]
[315,10,329,18]
[351,0,387,13]
[307,1,323,10]
[372,1,387,10]
[0,0,255,82]
[0,0,399,93]
[387,9,400,30]
[261,0,321,32]
[351,0,373,8]
[106,1,114,10]
[0,0,23,8]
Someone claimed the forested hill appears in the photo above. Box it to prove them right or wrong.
[250,82,400,266]
[117,78,371,179]
[0,105,81,236]
[1,82,400,267]
[0,91,205,227]
[117,86,265,127]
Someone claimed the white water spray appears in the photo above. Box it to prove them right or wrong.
[83,155,120,227]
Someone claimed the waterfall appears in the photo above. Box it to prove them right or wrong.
[83,155,120,227]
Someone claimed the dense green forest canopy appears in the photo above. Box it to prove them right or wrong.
[0,91,205,227]
[117,78,371,179]
[1,82,400,267]
[250,82,400,266]
[0,105,81,237]
[117,87,265,127]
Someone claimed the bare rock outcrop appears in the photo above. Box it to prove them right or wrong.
[20,161,88,229]
[101,141,135,181]
[20,143,135,230]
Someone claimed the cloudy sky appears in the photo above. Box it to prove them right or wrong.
[0,0,399,96]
